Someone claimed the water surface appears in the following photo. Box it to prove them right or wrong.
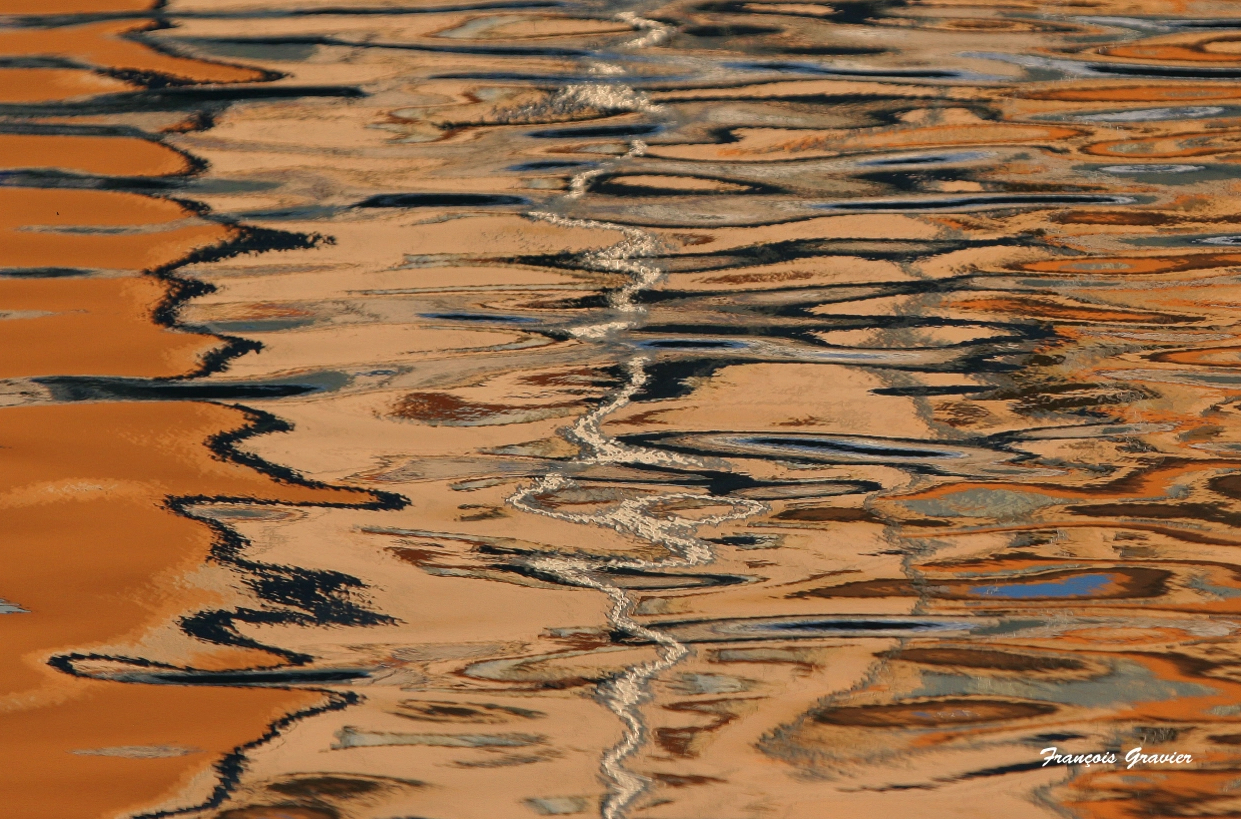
[6,0,1241,817]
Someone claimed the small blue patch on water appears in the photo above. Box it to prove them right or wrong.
[969,573,1112,599]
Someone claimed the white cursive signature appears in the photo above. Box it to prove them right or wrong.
[1041,746,1193,769]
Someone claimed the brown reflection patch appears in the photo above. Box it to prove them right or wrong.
[520,367,614,388]
[251,774,424,817]
[392,700,544,723]
[1018,252,1241,276]
[1022,84,1241,102]
[1065,769,1241,819]
[1152,346,1241,367]
[1103,36,1241,64]
[729,122,1082,157]
[217,808,338,819]
[655,727,700,757]
[0,134,190,176]
[0,402,362,817]
[652,773,727,787]
[268,776,382,799]
[918,17,1076,33]
[1053,210,1173,226]
[394,392,518,424]
[1067,502,1241,528]
[392,392,578,425]
[702,269,818,285]
[657,699,740,758]
[895,648,1085,672]
[810,699,1056,727]
[1086,131,1241,159]
[0,67,133,102]
[1209,473,1241,500]
[771,506,881,523]
[0,21,267,84]
[952,296,1189,324]
[842,123,1081,151]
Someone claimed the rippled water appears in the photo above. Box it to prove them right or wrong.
[11,0,1241,817]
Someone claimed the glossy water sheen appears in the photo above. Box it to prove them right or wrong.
[6,0,1241,817]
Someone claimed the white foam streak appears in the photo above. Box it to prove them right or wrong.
[553,82,664,115]
[514,211,760,817]
[566,138,651,200]
[615,11,674,48]
[526,212,664,321]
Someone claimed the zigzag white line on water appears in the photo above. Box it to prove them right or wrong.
[511,208,764,817]
[615,11,674,48]
[508,431,761,819]
[567,138,649,200]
